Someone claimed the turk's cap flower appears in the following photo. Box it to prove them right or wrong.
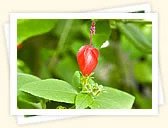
[77,45,99,76]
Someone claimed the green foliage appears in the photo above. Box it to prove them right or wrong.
[18,72,135,109]
[18,99,42,109]
[117,22,151,53]
[17,73,42,109]
[17,19,152,109]
[90,87,135,109]
[72,71,82,92]
[20,79,78,104]
[17,19,56,43]
[75,93,93,109]
[17,73,41,89]
[17,93,43,109]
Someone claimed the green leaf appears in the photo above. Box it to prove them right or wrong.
[117,22,151,53]
[17,19,56,43]
[72,71,82,92]
[75,93,93,109]
[17,92,43,109]
[17,73,42,109]
[17,73,41,90]
[17,98,42,109]
[19,79,78,104]
[90,87,135,109]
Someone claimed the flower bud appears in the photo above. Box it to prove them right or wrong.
[77,45,99,76]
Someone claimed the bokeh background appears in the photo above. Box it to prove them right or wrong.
[17,19,152,109]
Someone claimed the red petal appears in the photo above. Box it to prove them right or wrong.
[77,45,89,71]
[82,49,98,75]
[77,45,99,76]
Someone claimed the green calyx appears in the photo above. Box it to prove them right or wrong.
[80,73,104,96]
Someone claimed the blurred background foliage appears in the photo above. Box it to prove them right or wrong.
[17,19,152,109]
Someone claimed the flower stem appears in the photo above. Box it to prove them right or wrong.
[90,20,95,45]
[90,33,92,45]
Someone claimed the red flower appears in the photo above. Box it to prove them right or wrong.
[77,45,99,76]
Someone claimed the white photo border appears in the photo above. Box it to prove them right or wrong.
[90,3,151,13]
[10,13,158,115]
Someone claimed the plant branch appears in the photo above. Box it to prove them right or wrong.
[48,20,73,69]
